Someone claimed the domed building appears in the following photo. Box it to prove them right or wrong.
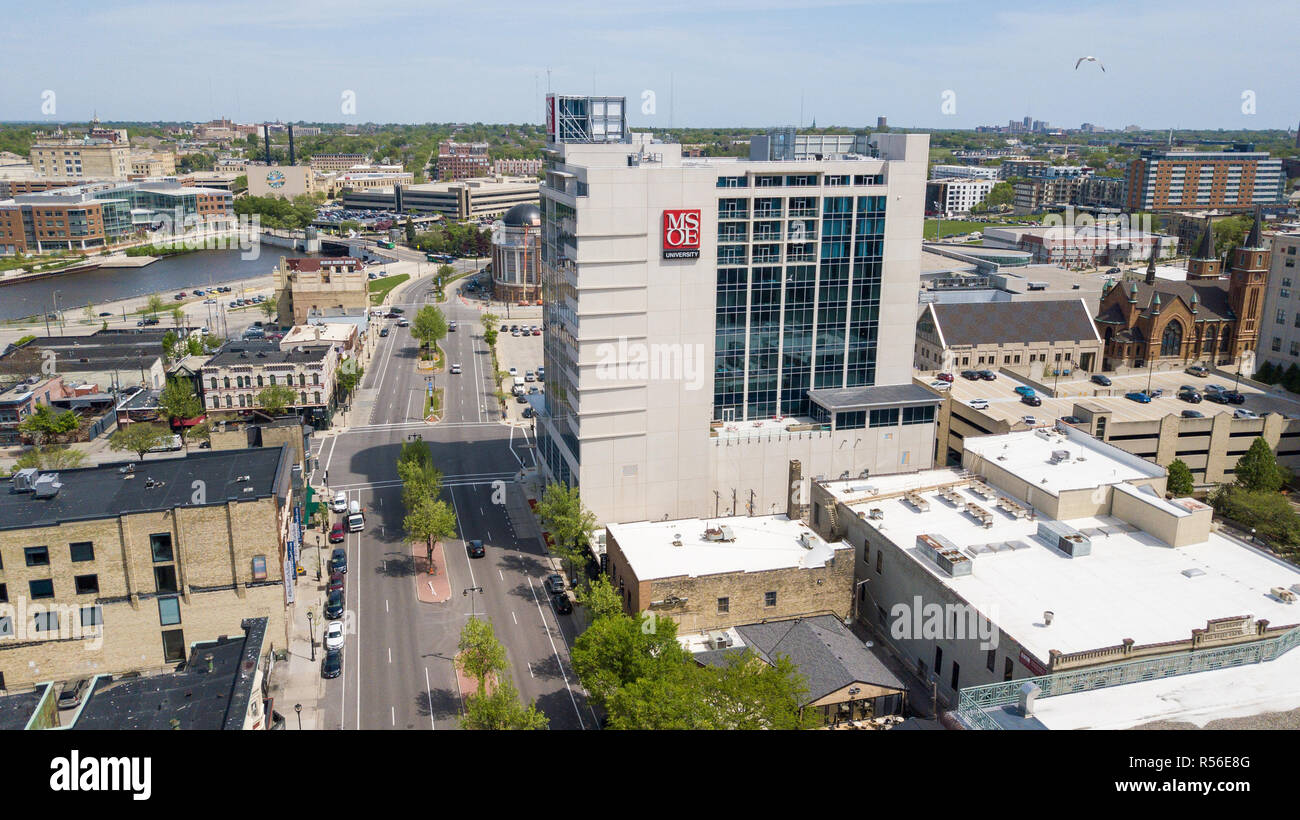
[491,203,542,303]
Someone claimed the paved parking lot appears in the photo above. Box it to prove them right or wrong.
[495,319,544,425]
[945,367,1300,426]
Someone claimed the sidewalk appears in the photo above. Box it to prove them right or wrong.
[266,528,328,729]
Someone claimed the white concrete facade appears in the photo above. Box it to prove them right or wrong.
[536,123,933,525]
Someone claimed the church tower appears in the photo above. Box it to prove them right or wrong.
[1227,207,1269,354]
[1186,218,1220,280]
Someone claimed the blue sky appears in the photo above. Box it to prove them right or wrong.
[1,0,1295,129]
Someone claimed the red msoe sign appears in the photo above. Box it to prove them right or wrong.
[662,209,701,259]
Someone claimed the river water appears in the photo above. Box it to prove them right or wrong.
[0,244,328,322]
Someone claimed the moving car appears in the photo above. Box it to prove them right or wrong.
[450,363,461,374]
[1021,416,1037,426]
[1013,386,1036,398]
[1090,374,1112,386]
[551,592,573,615]
[1124,391,1151,403]
[324,621,345,651]
[968,398,989,410]
[544,574,565,595]
[536,366,545,380]
[322,649,343,680]
[329,522,346,543]
[466,539,485,558]
[448,321,457,331]
[525,371,535,382]
[330,547,348,574]
[508,367,518,377]
[379,327,389,337]
[331,491,348,513]
[397,318,410,327]
[522,407,534,418]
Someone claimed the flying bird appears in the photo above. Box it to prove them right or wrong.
[1074,56,1105,72]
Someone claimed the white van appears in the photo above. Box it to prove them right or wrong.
[331,491,348,513]
[347,500,364,532]
[512,376,526,395]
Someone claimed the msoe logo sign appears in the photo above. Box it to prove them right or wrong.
[662,209,701,259]
[50,751,151,801]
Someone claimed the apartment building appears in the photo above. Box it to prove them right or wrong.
[0,447,295,690]
[1125,149,1286,211]
[492,158,543,177]
[927,178,997,215]
[29,137,131,179]
[436,140,491,180]
[200,341,338,424]
[535,93,936,524]
[929,164,999,181]
[1255,229,1300,370]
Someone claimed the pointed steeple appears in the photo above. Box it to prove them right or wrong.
[1150,292,1161,314]
[1189,291,1198,314]
[1129,282,1138,303]
[1195,218,1215,260]
[1145,250,1158,285]
[1243,205,1264,250]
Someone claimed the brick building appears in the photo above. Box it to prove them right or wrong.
[272,256,368,326]
[0,447,294,691]
[435,141,490,180]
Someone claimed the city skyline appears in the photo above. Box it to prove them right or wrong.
[0,0,1295,129]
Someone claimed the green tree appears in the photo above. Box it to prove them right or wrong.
[161,330,178,363]
[13,445,87,471]
[18,405,81,445]
[534,481,597,581]
[170,306,185,327]
[184,421,211,450]
[109,422,171,460]
[146,294,165,317]
[972,181,1013,213]
[257,384,298,414]
[258,297,278,322]
[404,496,458,564]
[1234,437,1287,493]
[570,611,687,708]
[411,304,448,354]
[1212,485,1300,547]
[457,616,508,695]
[335,360,363,401]
[405,216,416,245]
[157,377,204,429]
[480,312,499,335]
[1166,459,1195,496]
[461,675,549,730]
[575,575,624,621]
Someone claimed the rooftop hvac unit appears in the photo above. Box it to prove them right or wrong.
[798,531,815,549]
[708,631,733,650]
[703,525,735,542]
[915,533,973,577]
[1048,449,1071,464]
[32,473,62,498]
[11,467,40,493]
[1036,520,1092,557]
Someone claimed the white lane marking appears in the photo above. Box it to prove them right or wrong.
[425,667,435,730]
[528,662,534,678]
[449,485,475,589]
[388,647,392,663]
[528,576,586,729]
[511,610,517,625]
[385,599,389,613]
[508,425,525,468]
[498,569,504,582]
[391,706,395,726]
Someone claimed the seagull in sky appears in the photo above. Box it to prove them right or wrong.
[1074,56,1105,72]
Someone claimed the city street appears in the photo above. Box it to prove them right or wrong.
[312,262,594,730]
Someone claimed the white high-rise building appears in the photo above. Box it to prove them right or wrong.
[536,94,937,524]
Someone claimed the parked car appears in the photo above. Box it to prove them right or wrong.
[1147,388,1163,399]
[544,574,565,595]
[1013,386,1036,398]
[329,522,346,543]
[551,592,573,615]
[929,380,951,391]
[324,591,345,620]
[327,571,344,595]
[332,491,348,513]
[525,371,535,382]
[1090,374,1112,386]
[390,307,404,314]
[960,370,980,381]
[1124,391,1152,403]
[532,328,542,336]
[977,370,997,381]
[397,318,410,327]
[935,372,954,383]
[1185,365,1209,378]
[508,367,518,377]
[1204,391,1230,404]
[324,621,345,651]
[968,398,989,410]
[1234,408,1259,419]
[522,407,535,418]
[1059,415,1084,425]
[58,677,91,711]
[1021,416,1038,426]
[322,649,343,680]
[1222,390,1246,404]
[466,539,485,558]
[1021,394,1042,407]
[1181,409,1206,418]
[98,311,113,317]
[1178,390,1202,403]
[449,321,457,332]
[330,547,348,574]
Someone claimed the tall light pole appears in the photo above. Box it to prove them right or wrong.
[463,586,483,619]
[307,610,315,661]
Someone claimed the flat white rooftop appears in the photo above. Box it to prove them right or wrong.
[963,428,1161,496]
[608,514,849,581]
[828,467,1300,660]
[1032,639,1300,729]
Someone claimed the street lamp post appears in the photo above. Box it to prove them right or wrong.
[294,703,302,730]
[463,586,484,619]
[307,610,315,661]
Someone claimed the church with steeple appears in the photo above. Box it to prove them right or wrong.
[1094,208,1269,370]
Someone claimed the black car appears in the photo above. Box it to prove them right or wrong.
[1021,394,1042,407]
[390,307,404,314]
[1222,391,1246,405]
[322,649,343,680]
[544,573,565,595]
[977,370,997,381]
[1059,415,1083,425]
[1178,390,1202,403]
[1090,374,1112,386]
[551,592,573,615]
[466,539,485,558]
[522,407,534,418]
[330,548,348,574]
[959,370,979,381]
[379,327,390,337]
[325,590,345,620]
[516,394,528,404]
[1204,391,1230,404]
[1181,409,1206,418]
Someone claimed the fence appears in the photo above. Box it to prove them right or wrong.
[956,622,1300,730]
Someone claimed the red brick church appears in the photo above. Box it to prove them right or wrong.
[1095,209,1268,370]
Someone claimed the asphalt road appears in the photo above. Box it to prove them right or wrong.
[313,258,593,730]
